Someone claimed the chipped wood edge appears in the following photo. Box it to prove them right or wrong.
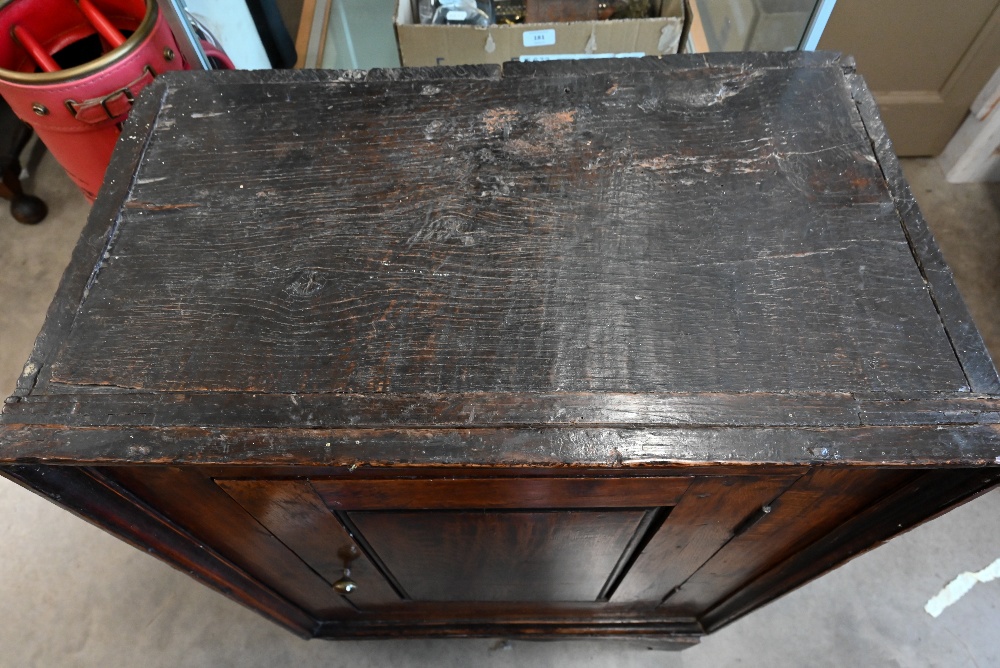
[1,424,999,467]
[5,391,1000,430]
[148,64,503,86]
[846,68,1000,394]
[6,80,169,401]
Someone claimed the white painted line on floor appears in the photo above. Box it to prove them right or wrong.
[925,557,1000,618]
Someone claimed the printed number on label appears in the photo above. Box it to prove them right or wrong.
[523,29,557,47]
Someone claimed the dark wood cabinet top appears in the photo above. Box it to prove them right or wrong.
[3,52,999,467]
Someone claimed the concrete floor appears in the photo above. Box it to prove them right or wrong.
[0,154,998,667]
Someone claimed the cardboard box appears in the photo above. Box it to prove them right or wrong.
[395,0,685,67]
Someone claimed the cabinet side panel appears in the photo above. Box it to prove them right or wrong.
[612,475,799,604]
[109,466,354,617]
[1,464,317,637]
[702,468,1000,632]
[662,468,919,614]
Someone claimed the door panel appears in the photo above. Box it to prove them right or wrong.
[213,473,823,617]
[216,479,401,607]
[819,0,1000,155]
[348,509,649,601]
[611,475,797,604]
[661,468,919,615]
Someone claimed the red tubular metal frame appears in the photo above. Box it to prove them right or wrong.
[10,24,59,72]
[11,0,129,72]
[76,0,126,48]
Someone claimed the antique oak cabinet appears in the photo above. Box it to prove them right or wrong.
[2,53,999,647]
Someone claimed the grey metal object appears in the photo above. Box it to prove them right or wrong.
[156,0,211,70]
[799,0,837,50]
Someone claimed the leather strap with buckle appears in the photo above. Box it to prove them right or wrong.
[66,65,156,124]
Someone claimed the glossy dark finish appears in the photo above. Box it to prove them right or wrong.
[3,423,1000,467]
[310,476,693,510]
[216,479,402,608]
[1,53,999,645]
[316,614,704,645]
[351,509,647,602]
[108,466,353,617]
[660,468,918,614]
[612,475,796,604]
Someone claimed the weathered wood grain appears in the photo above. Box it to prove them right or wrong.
[0,391,864,428]
[4,52,996,468]
[311,476,692,510]
[7,391,1000,431]
[198,463,809,479]
[42,56,967,397]
[2,423,999,466]
[858,397,1000,425]
[2,54,998,645]
[847,69,1000,394]
[7,81,166,400]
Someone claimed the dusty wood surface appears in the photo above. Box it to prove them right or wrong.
[3,55,999,645]
[2,52,998,466]
[2,423,998,466]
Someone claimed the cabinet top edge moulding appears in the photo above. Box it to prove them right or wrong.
[2,52,999,470]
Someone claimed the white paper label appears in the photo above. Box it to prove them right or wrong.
[446,10,467,20]
[523,29,557,47]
